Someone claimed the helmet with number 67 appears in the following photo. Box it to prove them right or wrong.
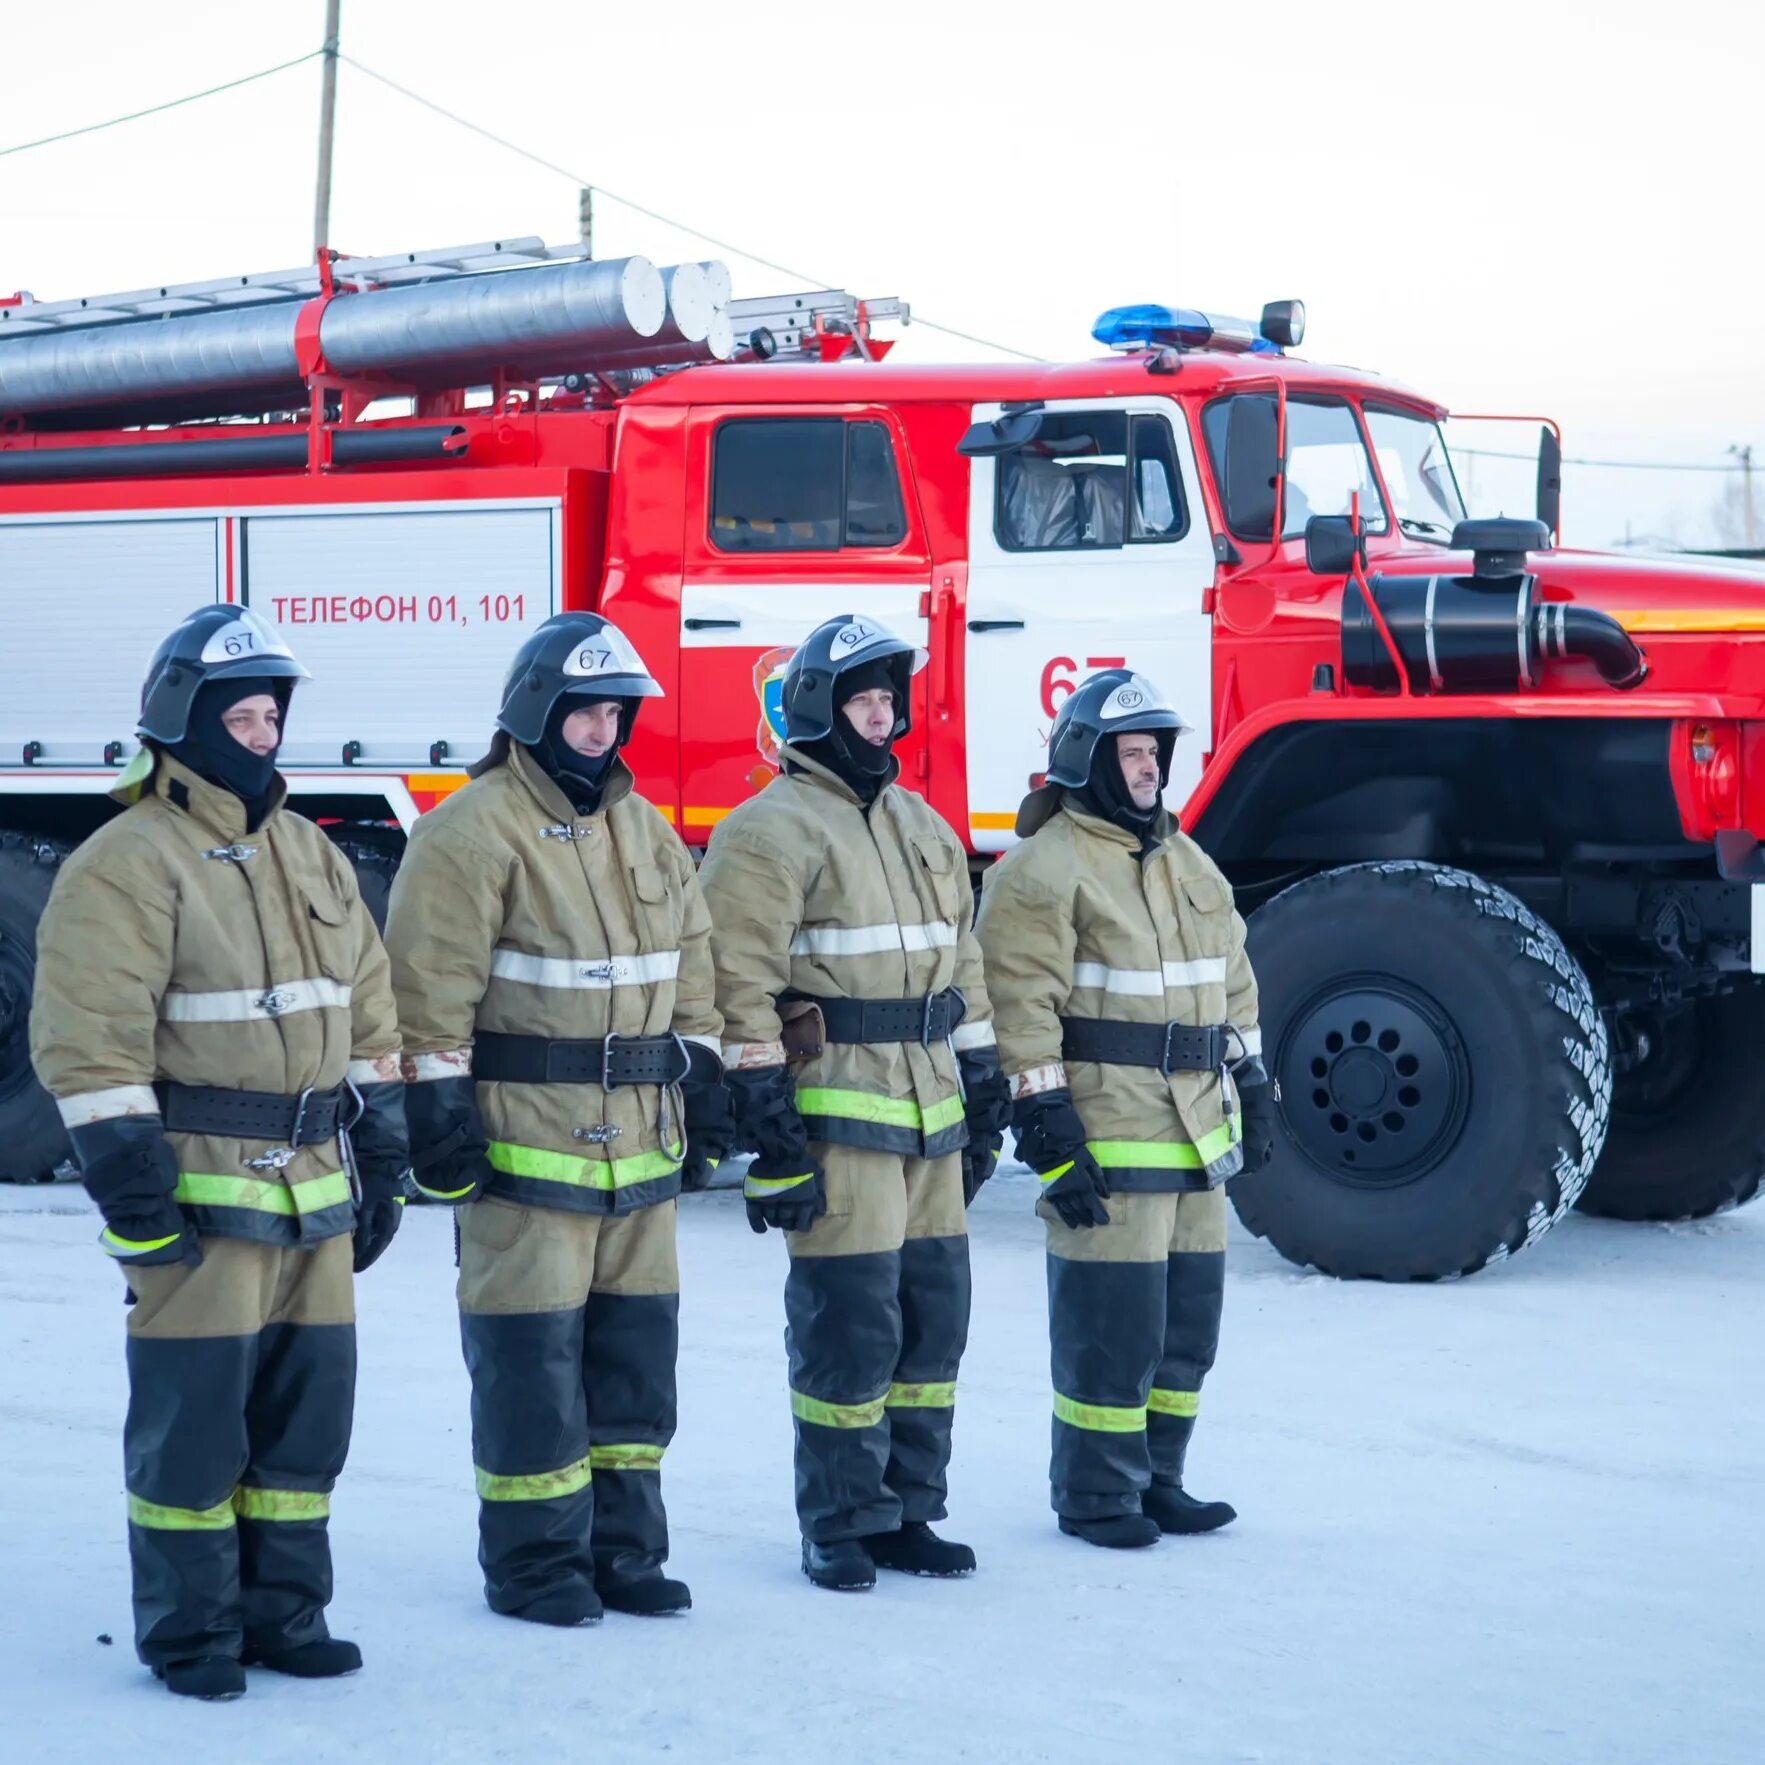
[1045,667,1191,791]
[781,613,928,745]
[137,605,311,744]
[495,611,664,745]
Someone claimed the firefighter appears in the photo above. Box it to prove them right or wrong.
[29,606,408,1701]
[974,670,1275,1549]
[697,614,1009,1592]
[384,613,726,1627]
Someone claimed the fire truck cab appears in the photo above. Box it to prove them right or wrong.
[4,246,1763,1280]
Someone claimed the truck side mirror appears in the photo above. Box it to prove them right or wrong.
[1305,514,1364,576]
[1536,426,1561,543]
[958,408,1044,457]
[1223,395,1279,540]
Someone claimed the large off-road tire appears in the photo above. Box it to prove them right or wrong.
[1231,861,1610,1279]
[1576,986,1765,1221]
[0,834,72,1183]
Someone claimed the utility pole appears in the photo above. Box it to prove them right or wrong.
[578,188,594,258]
[313,0,342,257]
[1730,444,1757,549]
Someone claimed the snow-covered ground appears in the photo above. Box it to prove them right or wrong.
[4,1167,1762,1765]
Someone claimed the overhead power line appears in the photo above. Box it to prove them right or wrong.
[1455,446,1747,474]
[338,54,1046,364]
[0,52,323,161]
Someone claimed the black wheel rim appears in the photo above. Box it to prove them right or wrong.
[1275,975,1472,1188]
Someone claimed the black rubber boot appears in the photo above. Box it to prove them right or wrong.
[1058,1513,1161,1550]
[155,1657,247,1701]
[496,1585,603,1627]
[862,1522,976,1578]
[801,1539,876,1591]
[598,1574,692,1616]
[242,1637,363,1678]
[1143,1484,1237,1535]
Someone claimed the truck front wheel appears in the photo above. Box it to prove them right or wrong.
[0,835,71,1183]
[1231,862,1610,1279]
[1576,988,1765,1221]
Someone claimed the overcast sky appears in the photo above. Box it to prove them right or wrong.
[2,0,1760,547]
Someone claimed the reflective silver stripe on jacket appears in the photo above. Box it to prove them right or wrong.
[54,1084,160,1127]
[1069,958,1229,996]
[489,948,682,989]
[161,978,353,1023]
[951,1021,997,1053]
[789,921,958,958]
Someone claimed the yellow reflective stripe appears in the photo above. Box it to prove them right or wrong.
[99,1227,182,1258]
[128,1493,236,1531]
[744,1171,814,1196]
[789,1388,888,1429]
[1089,1116,1240,1171]
[233,1485,331,1521]
[1148,1388,1200,1419]
[1053,1393,1146,1433]
[886,1380,956,1409]
[487,1142,679,1191]
[1038,1160,1076,1187]
[475,1453,595,1503]
[174,1169,352,1216]
[587,1444,664,1472]
[412,1177,478,1201]
[796,1089,965,1133]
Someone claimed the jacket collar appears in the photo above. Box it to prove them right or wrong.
[506,740,634,823]
[114,747,285,841]
[777,742,900,809]
[1015,784,1175,851]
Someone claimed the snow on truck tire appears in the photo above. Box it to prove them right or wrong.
[1231,861,1610,1280]
[0,834,72,1183]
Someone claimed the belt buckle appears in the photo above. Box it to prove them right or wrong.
[665,1031,689,1086]
[1160,1021,1183,1076]
[601,1034,625,1093]
[288,1085,316,1146]
[920,994,939,1046]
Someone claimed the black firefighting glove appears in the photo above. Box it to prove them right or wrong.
[1236,1075,1279,1173]
[70,1116,201,1268]
[679,1040,733,1194]
[1013,1088,1110,1230]
[349,1075,409,1272]
[727,1065,828,1234]
[405,1072,493,1205]
[958,1048,1013,1207]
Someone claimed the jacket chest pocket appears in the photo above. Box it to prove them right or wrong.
[299,881,358,983]
[630,863,683,952]
[1173,873,1234,970]
[912,835,964,927]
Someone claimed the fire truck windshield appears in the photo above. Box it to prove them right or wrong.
[1365,406,1468,544]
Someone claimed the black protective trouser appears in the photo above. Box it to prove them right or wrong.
[1042,1187,1227,1521]
[783,1145,970,1544]
[122,1234,356,1666]
[457,1196,679,1617]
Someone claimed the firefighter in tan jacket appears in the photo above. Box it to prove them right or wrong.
[698,616,1010,1592]
[384,613,725,1627]
[30,606,407,1701]
[975,671,1275,1549]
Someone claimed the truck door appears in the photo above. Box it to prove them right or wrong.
[962,397,1215,852]
[676,408,931,845]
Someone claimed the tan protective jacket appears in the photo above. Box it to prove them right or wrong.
[384,744,719,1215]
[30,751,400,1242]
[974,790,1259,1188]
[697,746,993,1159]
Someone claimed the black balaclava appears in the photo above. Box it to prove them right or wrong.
[1073,733,1172,857]
[166,675,289,831]
[529,691,632,815]
[797,658,899,805]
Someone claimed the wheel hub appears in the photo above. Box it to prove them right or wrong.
[1276,979,1471,1187]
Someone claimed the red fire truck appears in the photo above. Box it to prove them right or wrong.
[3,237,1761,1279]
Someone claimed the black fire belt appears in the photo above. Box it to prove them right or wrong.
[798,988,967,1045]
[472,1030,690,1091]
[1059,1016,1230,1075]
[157,1081,353,1145]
